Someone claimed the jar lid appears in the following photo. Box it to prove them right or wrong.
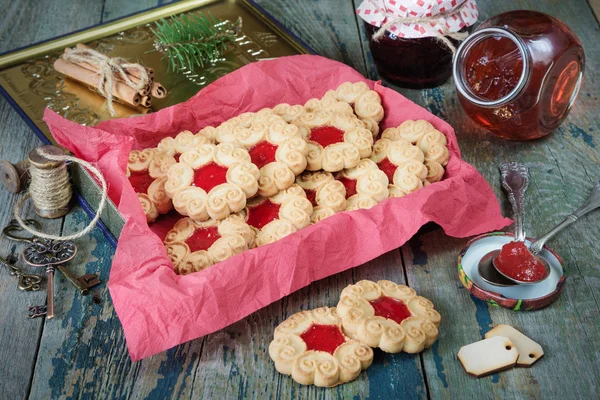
[357,0,479,39]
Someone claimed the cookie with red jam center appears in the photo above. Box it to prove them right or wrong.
[336,159,390,211]
[374,120,449,197]
[244,184,313,246]
[305,82,385,138]
[127,148,176,223]
[164,213,255,275]
[295,171,347,223]
[165,143,259,221]
[292,109,374,172]
[336,280,441,354]
[269,306,374,387]
[213,109,310,198]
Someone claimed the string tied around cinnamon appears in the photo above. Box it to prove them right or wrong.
[63,47,150,116]
[14,147,108,241]
[372,1,470,55]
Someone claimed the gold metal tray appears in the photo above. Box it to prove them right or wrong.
[0,0,312,243]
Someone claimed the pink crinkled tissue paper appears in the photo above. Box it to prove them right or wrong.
[44,55,511,361]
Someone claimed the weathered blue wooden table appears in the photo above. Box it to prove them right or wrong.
[1,1,599,398]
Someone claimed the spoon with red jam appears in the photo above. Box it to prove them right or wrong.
[478,162,535,286]
[494,180,600,284]
[491,162,553,285]
[492,240,550,284]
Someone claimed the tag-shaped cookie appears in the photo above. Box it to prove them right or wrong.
[458,336,519,378]
[485,324,544,367]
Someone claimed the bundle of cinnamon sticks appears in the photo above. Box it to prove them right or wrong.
[53,43,167,111]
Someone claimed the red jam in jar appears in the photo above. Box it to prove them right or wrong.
[365,22,466,89]
[454,11,585,140]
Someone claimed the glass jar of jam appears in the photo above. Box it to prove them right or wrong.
[365,23,467,89]
[453,10,585,140]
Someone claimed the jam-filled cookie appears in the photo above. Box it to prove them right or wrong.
[213,109,309,197]
[296,171,347,221]
[165,143,260,221]
[157,129,213,160]
[336,280,441,354]
[127,148,176,223]
[269,306,374,387]
[272,103,308,123]
[245,184,313,246]
[292,109,373,172]
[376,120,449,197]
[332,81,385,138]
[336,159,389,211]
[381,120,449,168]
[303,90,355,116]
[164,214,255,275]
[370,137,428,197]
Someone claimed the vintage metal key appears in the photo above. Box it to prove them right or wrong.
[56,265,101,295]
[0,256,42,291]
[28,305,48,319]
[3,218,41,242]
[22,238,77,319]
[4,219,101,295]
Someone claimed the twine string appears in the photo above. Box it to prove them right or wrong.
[14,149,108,241]
[63,48,150,116]
[373,1,469,54]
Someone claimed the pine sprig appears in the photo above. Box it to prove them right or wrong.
[151,12,241,72]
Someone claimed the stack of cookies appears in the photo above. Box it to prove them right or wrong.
[126,82,451,275]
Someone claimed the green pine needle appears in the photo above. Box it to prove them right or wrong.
[151,12,241,72]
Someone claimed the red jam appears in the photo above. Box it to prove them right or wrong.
[309,126,345,148]
[365,22,468,89]
[336,176,357,198]
[494,241,548,282]
[246,200,281,229]
[299,324,346,354]
[377,158,397,182]
[193,162,228,192]
[174,153,181,163]
[369,296,412,324]
[185,226,221,252]
[466,37,524,101]
[249,141,278,169]
[305,189,317,206]
[129,171,155,194]
[455,11,584,140]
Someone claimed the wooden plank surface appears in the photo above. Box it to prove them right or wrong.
[392,0,600,398]
[254,0,369,77]
[0,0,598,399]
[0,1,103,399]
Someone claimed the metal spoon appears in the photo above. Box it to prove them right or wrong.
[478,162,531,286]
[529,180,600,255]
[478,163,551,286]
[491,163,551,285]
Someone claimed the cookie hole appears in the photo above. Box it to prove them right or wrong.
[505,345,512,350]
[529,353,536,358]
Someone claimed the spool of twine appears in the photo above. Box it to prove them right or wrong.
[13,145,108,241]
[372,1,470,55]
